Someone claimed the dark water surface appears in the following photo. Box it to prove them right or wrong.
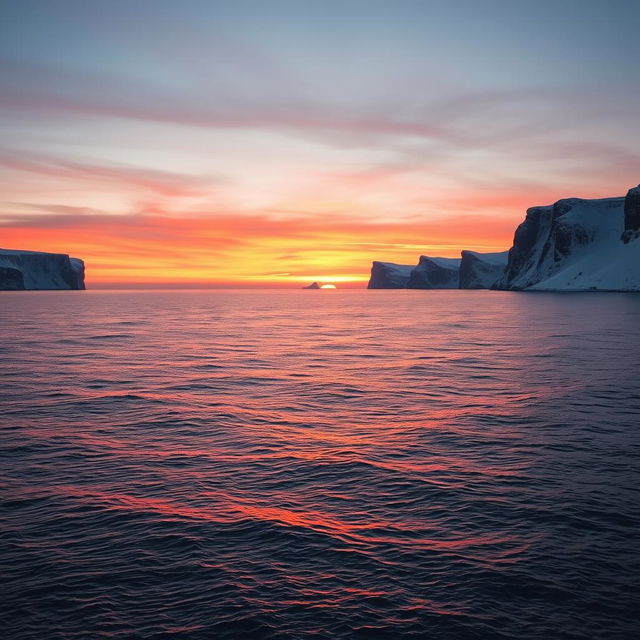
[1,290,639,640]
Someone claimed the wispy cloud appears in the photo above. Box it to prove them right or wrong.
[1,2,638,284]
[0,148,222,198]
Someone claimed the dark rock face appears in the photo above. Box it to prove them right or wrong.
[367,262,413,289]
[407,256,460,289]
[499,200,593,288]
[303,282,321,289]
[70,258,86,290]
[622,185,640,243]
[458,251,509,289]
[499,205,550,287]
[0,266,25,290]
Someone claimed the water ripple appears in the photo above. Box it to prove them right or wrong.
[1,290,639,639]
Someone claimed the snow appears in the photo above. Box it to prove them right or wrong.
[0,249,85,290]
[463,250,509,266]
[367,184,640,293]
[427,257,462,269]
[459,250,509,289]
[407,256,460,289]
[530,238,640,291]
[497,193,640,291]
[368,261,413,288]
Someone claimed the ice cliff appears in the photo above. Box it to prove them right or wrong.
[496,188,640,291]
[459,251,509,289]
[368,257,460,289]
[407,256,460,289]
[0,249,85,290]
[367,262,413,288]
[368,184,640,292]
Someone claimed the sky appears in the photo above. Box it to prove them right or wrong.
[1,0,639,287]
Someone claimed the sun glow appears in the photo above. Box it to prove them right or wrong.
[320,284,337,289]
[0,212,518,288]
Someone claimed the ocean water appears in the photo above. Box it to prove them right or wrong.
[1,289,639,640]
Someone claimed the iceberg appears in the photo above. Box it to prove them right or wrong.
[366,185,640,293]
[367,261,413,289]
[407,256,460,289]
[459,250,509,289]
[495,189,640,292]
[0,249,86,290]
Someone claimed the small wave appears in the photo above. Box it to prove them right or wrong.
[1,290,639,640]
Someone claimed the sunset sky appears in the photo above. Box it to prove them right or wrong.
[1,0,639,287]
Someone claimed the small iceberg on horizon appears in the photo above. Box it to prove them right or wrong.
[303,282,337,289]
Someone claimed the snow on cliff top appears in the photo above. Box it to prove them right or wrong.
[420,256,461,268]
[461,250,509,265]
[373,261,413,272]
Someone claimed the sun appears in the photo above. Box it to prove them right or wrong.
[320,284,337,289]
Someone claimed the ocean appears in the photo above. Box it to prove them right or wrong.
[1,289,639,639]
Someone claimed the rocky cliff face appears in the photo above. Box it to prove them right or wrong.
[69,258,85,289]
[407,256,460,289]
[367,261,413,288]
[0,249,86,290]
[459,251,509,289]
[0,266,25,290]
[495,191,640,291]
[622,185,640,243]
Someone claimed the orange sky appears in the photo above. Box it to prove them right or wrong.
[2,3,639,287]
[1,148,633,287]
[2,175,633,287]
[1,209,521,288]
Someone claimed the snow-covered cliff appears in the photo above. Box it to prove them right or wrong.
[368,261,413,288]
[496,189,640,291]
[459,250,509,289]
[368,256,464,289]
[407,256,460,289]
[0,249,85,290]
[366,185,640,293]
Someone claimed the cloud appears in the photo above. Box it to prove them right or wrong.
[2,54,639,212]
[3,54,637,152]
[0,148,222,198]
[1,23,638,287]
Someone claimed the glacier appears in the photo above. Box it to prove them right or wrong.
[0,249,85,290]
